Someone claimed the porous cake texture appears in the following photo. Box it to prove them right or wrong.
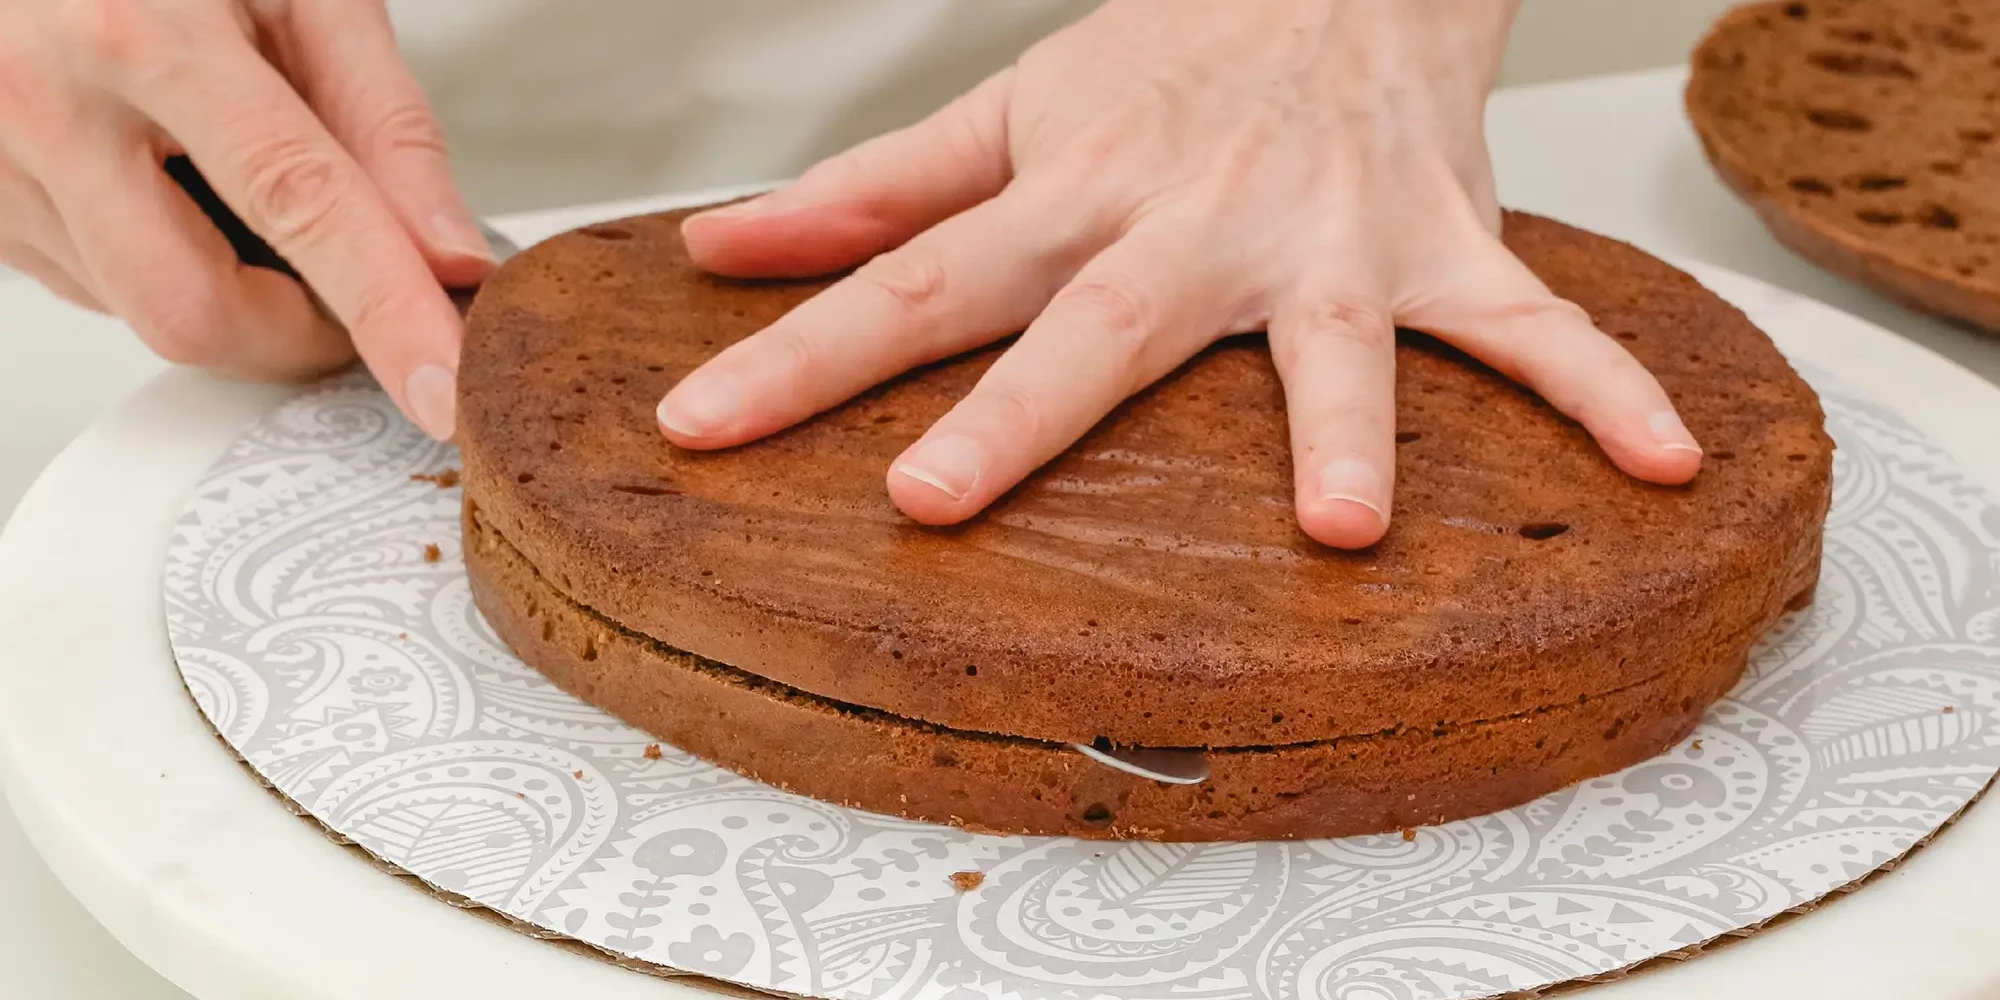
[456,207,1832,840]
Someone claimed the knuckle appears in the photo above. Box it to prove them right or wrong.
[1134,177,1225,228]
[854,249,948,311]
[1056,277,1152,341]
[337,277,421,341]
[233,138,352,247]
[59,0,202,91]
[1490,295,1593,335]
[57,0,149,67]
[1575,340,1645,393]
[939,102,1000,167]
[799,143,877,194]
[1061,123,1130,173]
[364,101,450,158]
[1299,298,1391,341]
[1538,372,1599,418]
[973,376,1046,442]
[1201,117,1284,193]
[1053,277,1164,396]
[905,87,1007,180]
[135,301,227,367]
[769,327,822,389]
[1278,297,1390,366]
[1038,128,1144,205]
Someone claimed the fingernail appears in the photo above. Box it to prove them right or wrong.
[657,375,742,438]
[1648,409,1703,454]
[1317,457,1387,518]
[432,211,496,264]
[405,364,457,441]
[689,196,768,225]
[892,434,982,501]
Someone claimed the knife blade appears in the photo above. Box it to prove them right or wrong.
[1074,742,1211,785]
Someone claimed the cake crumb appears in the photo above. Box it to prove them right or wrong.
[412,468,461,488]
[1944,706,1957,714]
[1691,739,1703,751]
[643,743,662,759]
[514,792,525,800]
[1401,828,1417,842]
[573,770,585,779]
[422,543,442,563]
[950,870,984,892]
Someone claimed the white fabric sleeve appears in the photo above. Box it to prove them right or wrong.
[386,0,1099,213]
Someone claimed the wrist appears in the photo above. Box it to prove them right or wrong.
[1357,0,1520,91]
[1276,0,1517,103]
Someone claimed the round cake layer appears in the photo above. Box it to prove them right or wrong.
[457,208,1832,749]
[1687,0,2000,331]
[465,502,1781,840]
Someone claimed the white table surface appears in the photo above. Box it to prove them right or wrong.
[1,64,1998,999]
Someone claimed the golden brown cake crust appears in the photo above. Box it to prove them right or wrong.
[463,501,1787,840]
[1687,0,2000,331]
[457,208,1832,754]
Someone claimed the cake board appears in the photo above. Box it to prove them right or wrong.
[3,193,2000,1000]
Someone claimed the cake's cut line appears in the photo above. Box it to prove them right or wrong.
[483,514,1698,756]
[1074,741,1210,784]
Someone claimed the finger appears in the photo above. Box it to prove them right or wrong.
[887,231,1229,524]
[117,26,466,438]
[0,240,104,312]
[683,69,1015,278]
[1269,296,1398,549]
[0,156,101,304]
[275,0,494,287]
[1401,237,1703,485]
[658,191,1097,448]
[39,131,352,379]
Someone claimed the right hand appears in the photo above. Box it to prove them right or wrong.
[663,0,1702,549]
[0,0,492,440]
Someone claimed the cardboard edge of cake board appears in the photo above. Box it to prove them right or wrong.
[175,664,1995,1000]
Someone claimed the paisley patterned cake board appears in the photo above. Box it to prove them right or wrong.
[164,352,2000,998]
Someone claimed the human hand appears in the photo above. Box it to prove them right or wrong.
[658,0,1702,548]
[0,0,490,439]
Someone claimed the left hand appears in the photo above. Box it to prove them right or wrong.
[655,0,1702,549]
[0,0,491,440]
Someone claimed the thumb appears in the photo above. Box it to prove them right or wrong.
[684,68,1016,279]
[276,0,493,289]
